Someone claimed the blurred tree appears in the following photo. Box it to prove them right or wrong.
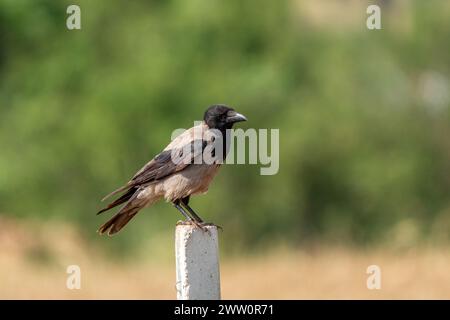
[0,0,449,254]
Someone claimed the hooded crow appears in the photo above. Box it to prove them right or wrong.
[97,104,247,235]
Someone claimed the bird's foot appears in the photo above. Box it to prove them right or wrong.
[200,222,223,232]
[176,220,191,226]
[176,220,221,233]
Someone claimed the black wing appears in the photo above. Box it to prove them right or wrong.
[97,139,207,214]
[129,138,207,186]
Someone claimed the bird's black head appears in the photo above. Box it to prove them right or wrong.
[203,104,247,130]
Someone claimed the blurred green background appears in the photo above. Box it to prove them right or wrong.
[1,0,449,257]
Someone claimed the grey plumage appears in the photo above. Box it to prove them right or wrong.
[97,105,247,235]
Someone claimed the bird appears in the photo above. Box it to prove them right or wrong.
[97,104,247,235]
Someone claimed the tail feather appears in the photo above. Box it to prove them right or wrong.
[97,187,137,215]
[101,184,130,202]
[97,203,141,236]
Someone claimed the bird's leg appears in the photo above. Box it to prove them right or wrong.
[173,200,192,221]
[181,197,223,231]
[181,197,204,222]
[174,199,208,231]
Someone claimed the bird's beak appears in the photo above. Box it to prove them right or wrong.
[226,111,247,123]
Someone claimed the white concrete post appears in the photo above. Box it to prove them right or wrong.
[175,224,221,300]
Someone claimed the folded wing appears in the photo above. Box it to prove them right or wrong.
[97,139,207,215]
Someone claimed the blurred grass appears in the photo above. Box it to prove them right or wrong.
[0,0,449,256]
[1,217,450,299]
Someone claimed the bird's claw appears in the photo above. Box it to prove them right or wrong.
[176,220,222,233]
[201,222,223,231]
[191,220,210,234]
